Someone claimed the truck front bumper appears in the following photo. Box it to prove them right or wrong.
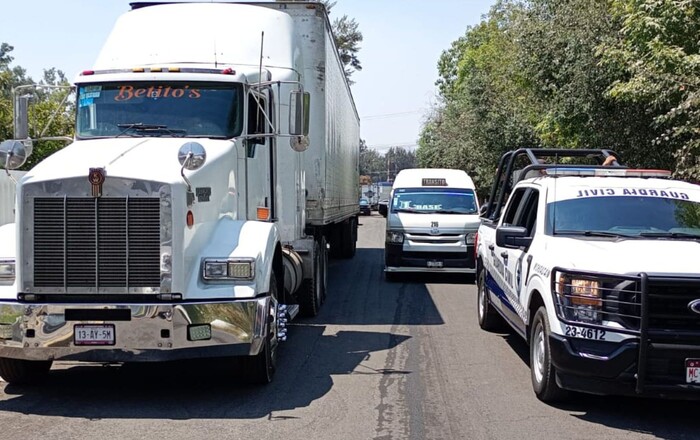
[550,333,700,399]
[0,297,271,363]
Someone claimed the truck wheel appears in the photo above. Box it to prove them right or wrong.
[0,358,52,385]
[477,269,503,331]
[299,238,325,317]
[340,217,357,259]
[245,272,279,385]
[530,307,567,402]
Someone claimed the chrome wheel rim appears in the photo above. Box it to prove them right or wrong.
[478,277,486,321]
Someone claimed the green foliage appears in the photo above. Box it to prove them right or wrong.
[0,43,74,170]
[360,140,416,182]
[321,1,363,85]
[603,0,700,180]
[419,0,691,198]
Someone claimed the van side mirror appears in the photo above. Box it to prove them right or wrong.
[289,91,310,136]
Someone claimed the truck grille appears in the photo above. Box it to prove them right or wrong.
[33,197,161,288]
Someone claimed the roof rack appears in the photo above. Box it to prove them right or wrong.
[483,148,621,221]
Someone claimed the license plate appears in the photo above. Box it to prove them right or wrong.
[74,324,115,346]
[427,260,443,268]
[686,359,700,384]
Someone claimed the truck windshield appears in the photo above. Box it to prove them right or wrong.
[546,196,700,237]
[76,81,243,139]
[391,188,478,214]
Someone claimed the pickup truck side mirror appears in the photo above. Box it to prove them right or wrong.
[478,204,488,217]
[496,225,532,249]
[379,203,388,217]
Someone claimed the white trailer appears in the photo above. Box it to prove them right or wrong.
[0,1,359,385]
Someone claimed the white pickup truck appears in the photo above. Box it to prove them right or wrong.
[476,148,700,401]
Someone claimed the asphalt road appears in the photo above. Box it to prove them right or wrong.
[0,213,698,439]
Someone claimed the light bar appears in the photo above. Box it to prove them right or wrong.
[543,167,672,178]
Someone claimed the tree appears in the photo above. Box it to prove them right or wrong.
[602,0,700,180]
[0,43,74,170]
[321,1,363,84]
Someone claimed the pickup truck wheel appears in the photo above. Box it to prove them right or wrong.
[530,307,567,402]
[477,269,503,331]
[0,358,52,385]
[245,272,279,385]
[299,238,325,317]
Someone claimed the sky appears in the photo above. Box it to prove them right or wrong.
[1,0,494,152]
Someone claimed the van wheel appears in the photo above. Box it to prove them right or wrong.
[530,307,567,402]
[0,358,52,385]
[477,268,503,331]
[244,272,279,385]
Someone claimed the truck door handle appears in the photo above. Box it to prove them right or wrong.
[500,251,509,259]
[488,244,495,250]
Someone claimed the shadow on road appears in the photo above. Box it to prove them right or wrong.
[500,329,700,438]
[319,249,447,326]
[0,327,410,420]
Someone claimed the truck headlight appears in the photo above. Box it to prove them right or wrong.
[555,272,602,324]
[0,259,15,286]
[202,258,255,281]
[386,231,404,244]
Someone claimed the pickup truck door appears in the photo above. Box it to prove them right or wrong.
[492,188,539,333]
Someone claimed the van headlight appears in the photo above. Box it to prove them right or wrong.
[202,258,255,281]
[0,259,15,286]
[386,231,404,244]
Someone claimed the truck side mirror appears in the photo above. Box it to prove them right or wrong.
[496,225,532,249]
[14,94,30,141]
[0,140,29,170]
[289,91,310,136]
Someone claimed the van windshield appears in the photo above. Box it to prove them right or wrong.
[546,195,700,237]
[76,81,243,139]
[391,188,478,214]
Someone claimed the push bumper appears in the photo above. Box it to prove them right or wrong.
[0,297,271,362]
[550,333,700,399]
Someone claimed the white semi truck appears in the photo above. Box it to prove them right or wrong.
[0,1,359,385]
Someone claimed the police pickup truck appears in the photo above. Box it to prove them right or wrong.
[476,148,700,402]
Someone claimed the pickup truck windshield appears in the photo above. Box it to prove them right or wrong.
[391,188,478,214]
[546,195,700,237]
[76,81,243,139]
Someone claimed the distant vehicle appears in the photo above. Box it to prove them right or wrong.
[384,168,480,280]
[361,183,379,210]
[359,197,371,216]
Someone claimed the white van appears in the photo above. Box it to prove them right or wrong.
[384,168,480,279]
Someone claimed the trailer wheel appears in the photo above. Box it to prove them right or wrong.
[477,268,504,331]
[530,307,567,402]
[340,217,357,259]
[299,237,325,317]
[245,271,279,385]
[0,358,52,385]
